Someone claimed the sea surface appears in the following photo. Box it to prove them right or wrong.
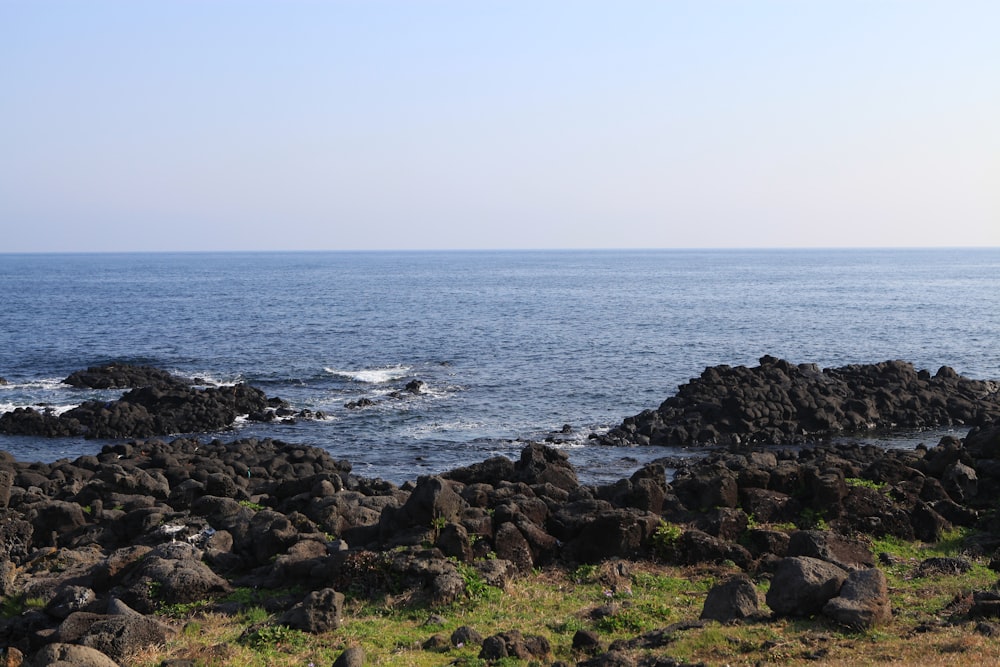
[1,249,998,484]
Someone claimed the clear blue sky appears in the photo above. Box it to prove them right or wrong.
[2,1,997,252]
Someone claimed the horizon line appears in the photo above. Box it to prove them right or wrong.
[2,245,999,257]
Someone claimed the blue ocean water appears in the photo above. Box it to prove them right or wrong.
[1,249,998,484]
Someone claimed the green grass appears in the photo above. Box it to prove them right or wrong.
[130,528,1000,667]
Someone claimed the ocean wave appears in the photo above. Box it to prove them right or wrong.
[0,378,70,391]
[324,366,412,384]
[187,372,244,387]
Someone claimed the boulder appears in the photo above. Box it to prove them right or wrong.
[278,588,345,633]
[77,613,172,663]
[700,574,760,622]
[766,556,848,616]
[332,646,365,667]
[822,568,892,629]
[27,643,119,667]
[451,625,484,647]
[478,630,550,661]
[115,542,232,613]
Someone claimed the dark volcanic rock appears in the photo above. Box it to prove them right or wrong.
[700,574,760,622]
[822,568,892,629]
[64,363,190,389]
[766,556,848,616]
[601,356,1000,446]
[1,362,284,439]
[278,588,345,633]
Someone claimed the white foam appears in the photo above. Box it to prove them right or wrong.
[324,366,412,384]
[186,371,244,387]
[0,378,69,391]
[0,402,79,415]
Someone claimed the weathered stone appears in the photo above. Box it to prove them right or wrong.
[278,588,344,633]
[700,574,760,622]
[766,556,848,616]
[451,625,484,647]
[27,643,119,667]
[332,646,365,667]
[822,568,891,629]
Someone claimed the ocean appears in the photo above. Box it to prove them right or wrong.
[1,248,998,484]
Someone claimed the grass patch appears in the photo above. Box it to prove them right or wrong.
[130,529,1000,667]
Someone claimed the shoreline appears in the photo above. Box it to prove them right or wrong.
[2,358,1000,664]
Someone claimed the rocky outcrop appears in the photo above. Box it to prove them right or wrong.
[601,356,1000,446]
[0,364,325,439]
[63,363,191,390]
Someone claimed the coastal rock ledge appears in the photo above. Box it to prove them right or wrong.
[599,356,1000,447]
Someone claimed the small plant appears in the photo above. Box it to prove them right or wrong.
[239,500,265,511]
[0,595,45,618]
[846,477,887,492]
[455,561,502,603]
[572,563,599,583]
[147,580,163,600]
[240,605,271,625]
[158,599,211,618]
[239,622,309,652]
[651,520,683,560]
[595,606,649,634]
[548,617,587,635]
[0,596,24,618]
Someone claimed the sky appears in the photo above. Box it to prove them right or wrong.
[1,1,998,252]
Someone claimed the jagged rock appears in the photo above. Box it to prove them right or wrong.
[822,568,892,629]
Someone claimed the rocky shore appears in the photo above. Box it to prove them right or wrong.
[2,359,1000,666]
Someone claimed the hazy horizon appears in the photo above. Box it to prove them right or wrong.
[2,1,997,253]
